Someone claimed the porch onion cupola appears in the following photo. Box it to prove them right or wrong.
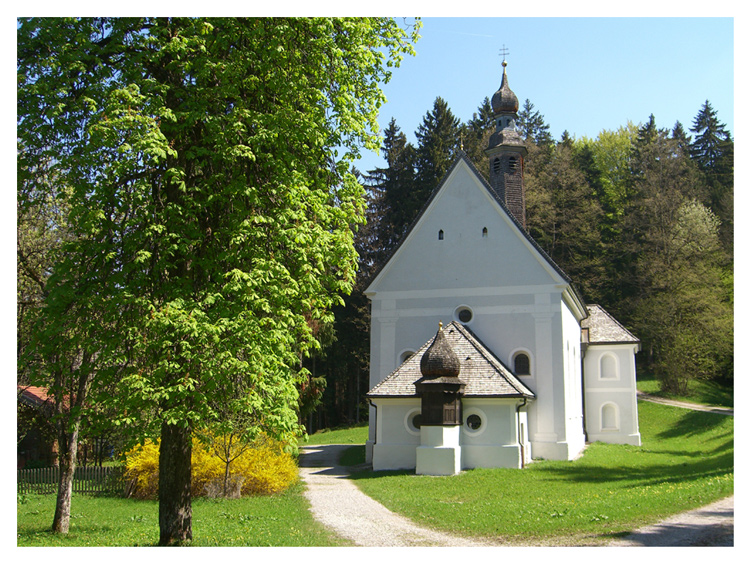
[485,59,528,229]
[415,322,466,426]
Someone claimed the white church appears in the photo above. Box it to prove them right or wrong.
[365,62,641,475]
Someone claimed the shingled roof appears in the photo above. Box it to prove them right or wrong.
[582,305,640,345]
[367,321,535,399]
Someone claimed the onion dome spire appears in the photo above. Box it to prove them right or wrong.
[420,322,461,378]
[491,60,519,116]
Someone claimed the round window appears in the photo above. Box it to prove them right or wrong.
[463,409,487,436]
[466,414,482,431]
[455,306,473,324]
[412,414,422,430]
[405,409,423,435]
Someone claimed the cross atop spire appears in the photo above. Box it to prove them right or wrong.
[499,44,509,66]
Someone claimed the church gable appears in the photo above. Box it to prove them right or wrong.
[366,155,568,296]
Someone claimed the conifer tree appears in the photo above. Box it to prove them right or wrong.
[414,97,462,208]
[517,99,553,148]
[689,101,733,251]
[366,118,419,260]
[461,97,494,174]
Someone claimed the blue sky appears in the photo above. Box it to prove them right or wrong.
[355,17,735,175]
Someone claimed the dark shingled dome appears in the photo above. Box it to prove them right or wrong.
[491,62,519,115]
[420,323,461,378]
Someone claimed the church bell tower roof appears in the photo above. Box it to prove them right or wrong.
[491,61,519,115]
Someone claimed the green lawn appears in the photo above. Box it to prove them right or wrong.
[302,423,369,445]
[350,400,734,545]
[17,482,350,547]
[637,371,734,408]
[18,399,733,546]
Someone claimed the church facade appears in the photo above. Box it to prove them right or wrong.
[365,63,641,475]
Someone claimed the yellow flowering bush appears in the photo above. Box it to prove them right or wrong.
[123,433,298,499]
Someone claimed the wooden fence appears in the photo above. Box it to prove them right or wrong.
[17,465,127,496]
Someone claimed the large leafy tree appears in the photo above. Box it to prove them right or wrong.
[17,16,419,544]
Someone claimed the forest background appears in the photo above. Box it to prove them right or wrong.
[306,94,734,431]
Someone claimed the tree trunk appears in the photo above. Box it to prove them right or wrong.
[51,423,80,534]
[158,421,193,546]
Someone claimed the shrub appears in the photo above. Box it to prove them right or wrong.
[123,433,297,499]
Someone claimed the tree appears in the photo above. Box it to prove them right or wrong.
[365,119,419,260]
[689,101,733,252]
[17,16,419,544]
[525,140,605,302]
[618,123,732,390]
[414,97,462,211]
[634,200,732,393]
[461,97,494,173]
[517,99,553,148]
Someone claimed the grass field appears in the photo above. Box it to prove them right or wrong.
[636,371,734,408]
[17,482,350,547]
[350,400,733,544]
[18,397,732,546]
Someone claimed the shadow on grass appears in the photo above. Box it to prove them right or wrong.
[533,450,733,488]
[653,408,734,440]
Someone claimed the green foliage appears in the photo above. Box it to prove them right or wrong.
[124,433,298,499]
[18,16,419,541]
[517,98,553,147]
[414,97,462,204]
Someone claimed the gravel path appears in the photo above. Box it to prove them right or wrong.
[636,391,734,416]
[299,443,733,547]
[298,444,495,547]
[610,496,734,547]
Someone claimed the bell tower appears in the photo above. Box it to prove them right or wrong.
[485,58,527,229]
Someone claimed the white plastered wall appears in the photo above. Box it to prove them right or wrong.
[583,344,641,446]
[365,160,588,464]
[370,397,530,471]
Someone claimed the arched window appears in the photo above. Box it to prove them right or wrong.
[482,227,488,238]
[513,352,531,376]
[399,350,415,364]
[600,353,619,380]
[438,229,444,240]
[493,158,501,174]
[601,403,619,431]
